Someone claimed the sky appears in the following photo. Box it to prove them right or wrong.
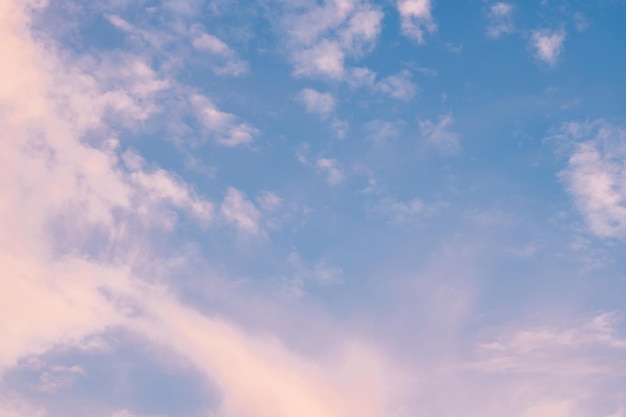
[1,0,626,416]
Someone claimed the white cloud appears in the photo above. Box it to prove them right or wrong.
[125,286,396,417]
[367,194,442,226]
[550,120,626,238]
[293,39,345,79]
[573,12,589,32]
[348,67,418,100]
[280,0,383,79]
[530,28,566,66]
[191,94,259,146]
[472,313,626,380]
[316,158,345,186]
[347,66,377,88]
[298,88,336,117]
[124,150,215,227]
[363,120,403,144]
[419,113,460,153]
[257,191,283,212]
[486,2,515,38]
[380,198,427,224]
[396,0,437,44]
[191,29,249,76]
[331,118,349,139]
[295,142,311,165]
[192,32,231,55]
[220,187,262,234]
[283,252,344,296]
[375,69,417,101]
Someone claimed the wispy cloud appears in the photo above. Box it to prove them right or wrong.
[396,0,437,44]
[220,187,262,234]
[375,69,417,101]
[486,2,515,38]
[363,119,403,145]
[317,158,346,186]
[191,94,259,146]
[550,120,626,238]
[530,28,566,66]
[298,88,336,118]
[348,67,418,100]
[419,113,460,153]
[191,28,249,76]
[278,0,383,79]
[573,12,589,32]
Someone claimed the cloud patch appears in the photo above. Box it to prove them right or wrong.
[396,0,437,44]
[530,28,566,66]
[191,29,249,76]
[486,2,515,38]
[298,88,336,118]
[279,0,383,79]
[551,120,626,238]
[192,94,259,146]
[419,113,460,153]
[317,158,345,186]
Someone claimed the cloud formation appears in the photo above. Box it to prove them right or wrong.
[191,29,249,76]
[486,2,515,38]
[192,94,259,146]
[279,0,383,79]
[317,158,346,186]
[396,0,437,44]
[419,113,460,153]
[298,88,336,118]
[0,4,399,417]
[531,28,566,66]
[552,120,626,238]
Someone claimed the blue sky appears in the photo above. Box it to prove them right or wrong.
[1,0,626,416]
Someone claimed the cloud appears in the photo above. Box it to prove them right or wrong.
[348,67,418,100]
[191,94,259,146]
[363,120,403,144]
[256,191,283,212]
[573,12,589,32]
[316,158,345,186]
[279,0,383,79]
[37,365,86,392]
[375,70,417,101]
[0,6,401,417]
[367,194,443,226]
[220,187,262,234]
[191,29,249,76]
[0,395,45,417]
[530,28,566,66]
[110,410,167,417]
[396,0,437,44]
[375,198,427,224]
[550,120,626,238]
[293,40,346,79]
[474,313,626,375]
[298,88,336,118]
[486,2,515,38]
[123,150,215,227]
[419,113,460,153]
[281,252,344,296]
[123,285,397,417]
